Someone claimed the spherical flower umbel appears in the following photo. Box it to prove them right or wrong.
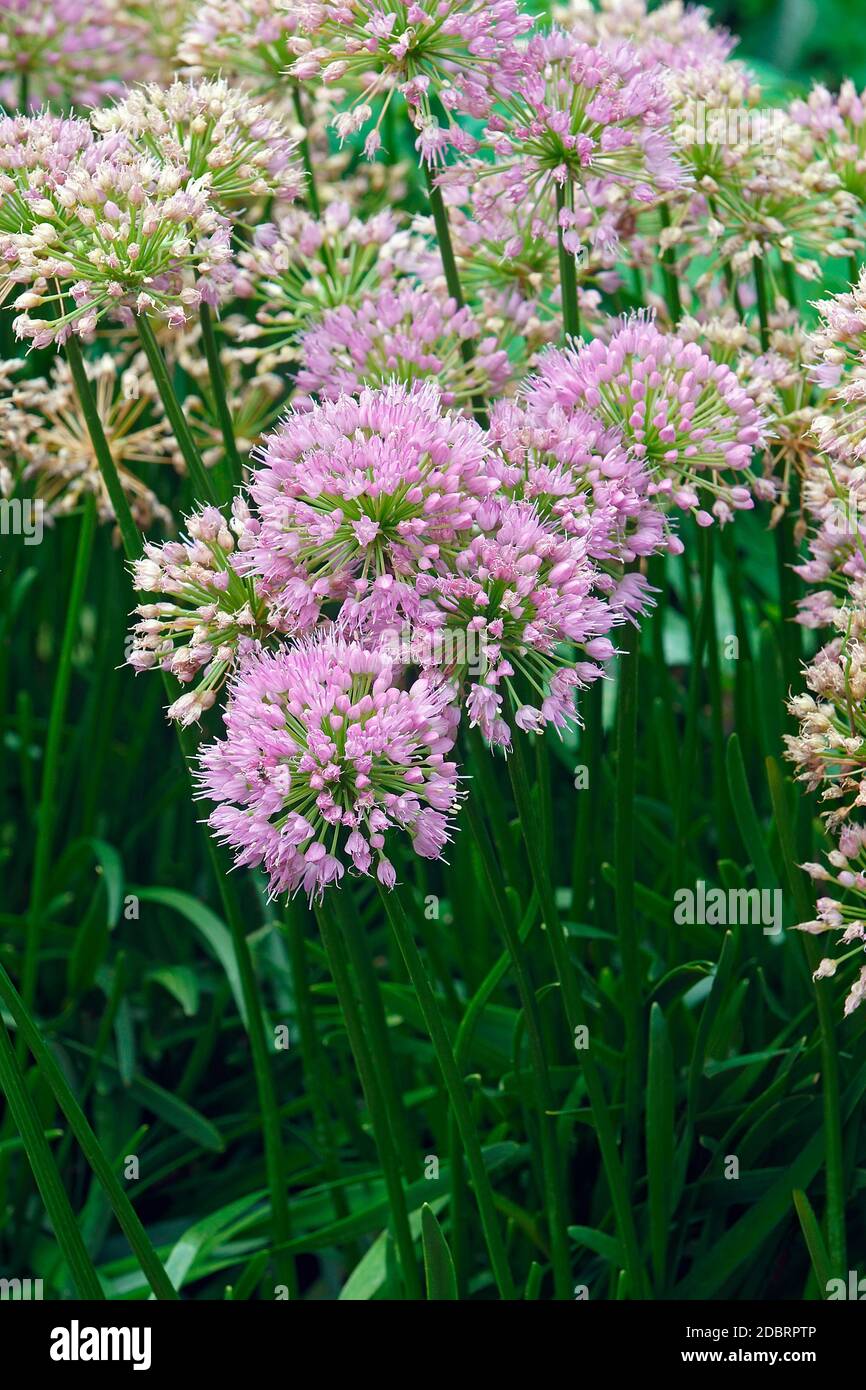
[284,0,532,162]
[484,30,689,226]
[239,380,495,613]
[2,139,232,344]
[234,201,417,364]
[810,269,866,466]
[561,0,735,72]
[178,0,300,92]
[295,282,513,407]
[197,633,462,898]
[414,500,618,747]
[526,313,766,526]
[92,79,305,215]
[485,397,673,571]
[0,0,156,108]
[128,501,295,725]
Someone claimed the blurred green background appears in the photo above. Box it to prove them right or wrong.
[709,0,866,87]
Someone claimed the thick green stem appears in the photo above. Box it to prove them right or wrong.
[21,493,96,1035]
[136,314,218,507]
[614,618,643,1183]
[766,759,846,1277]
[314,895,422,1299]
[555,182,580,340]
[378,883,516,1300]
[64,335,140,557]
[332,890,416,1176]
[292,85,320,218]
[422,162,488,426]
[199,303,242,496]
[282,904,351,1229]
[752,256,770,351]
[658,203,682,324]
[185,746,299,1299]
[507,730,647,1298]
[465,794,572,1299]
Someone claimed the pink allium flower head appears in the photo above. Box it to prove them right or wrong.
[234,202,423,362]
[790,80,866,203]
[526,313,766,525]
[285,0,532,163]
[178,0,300,91]
[810,268,866,466]
[412,500,618,747]
[197,633,462,898]
[0,112,93,241]
[486,397,672,577]
[240,381,494,618]
[485,30,688,215]
[92,79,305,214]
[564,0,735,72]
[128,500,302,724]
[295,282,513,407]
[0,0,156,108]
[2,137,232,343]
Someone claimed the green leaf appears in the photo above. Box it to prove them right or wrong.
[132,886,248,1028]
[421,1203,458,1300]
[793,1189,832,1294]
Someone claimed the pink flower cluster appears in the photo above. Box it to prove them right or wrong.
[126,332,767,895]
[198,636,462,897]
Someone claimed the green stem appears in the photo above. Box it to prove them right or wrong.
[136,314,219,507]
[422,162,487,426]
[752,256,770,351]
[314,895,422,1299]
[571,678,602,922]
[199,303,242,496]
[766,758,846,1277]
[282,904,351,1228]
[378,883,516,1300]
[465,794,572,1299]
[332,890,416,1177]
[672,531,714,901]
[64,335,140,557]
[555,181,580,340]
[189,758,299,1299]
[20,493,96,1037]
[614,618,642,1183]
[292,85,320,218]
[658,203,682,324]
[506,730,647,1298]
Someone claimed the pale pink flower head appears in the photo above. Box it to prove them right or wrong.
[526,312,766,526]
[484,29,689,219]
[563,0,735,72]
[809,269,866,466]
[413,500,619,747]
[0,0,156,108]
[92,79,305,215]
[3,137,233,343]
[127,499,307,723]
[295,281,514,408]
[240,381,495,617]
[197,633,462,898]
[178,0,300,91]
[486,397,673,579]
[285,0,532,163]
